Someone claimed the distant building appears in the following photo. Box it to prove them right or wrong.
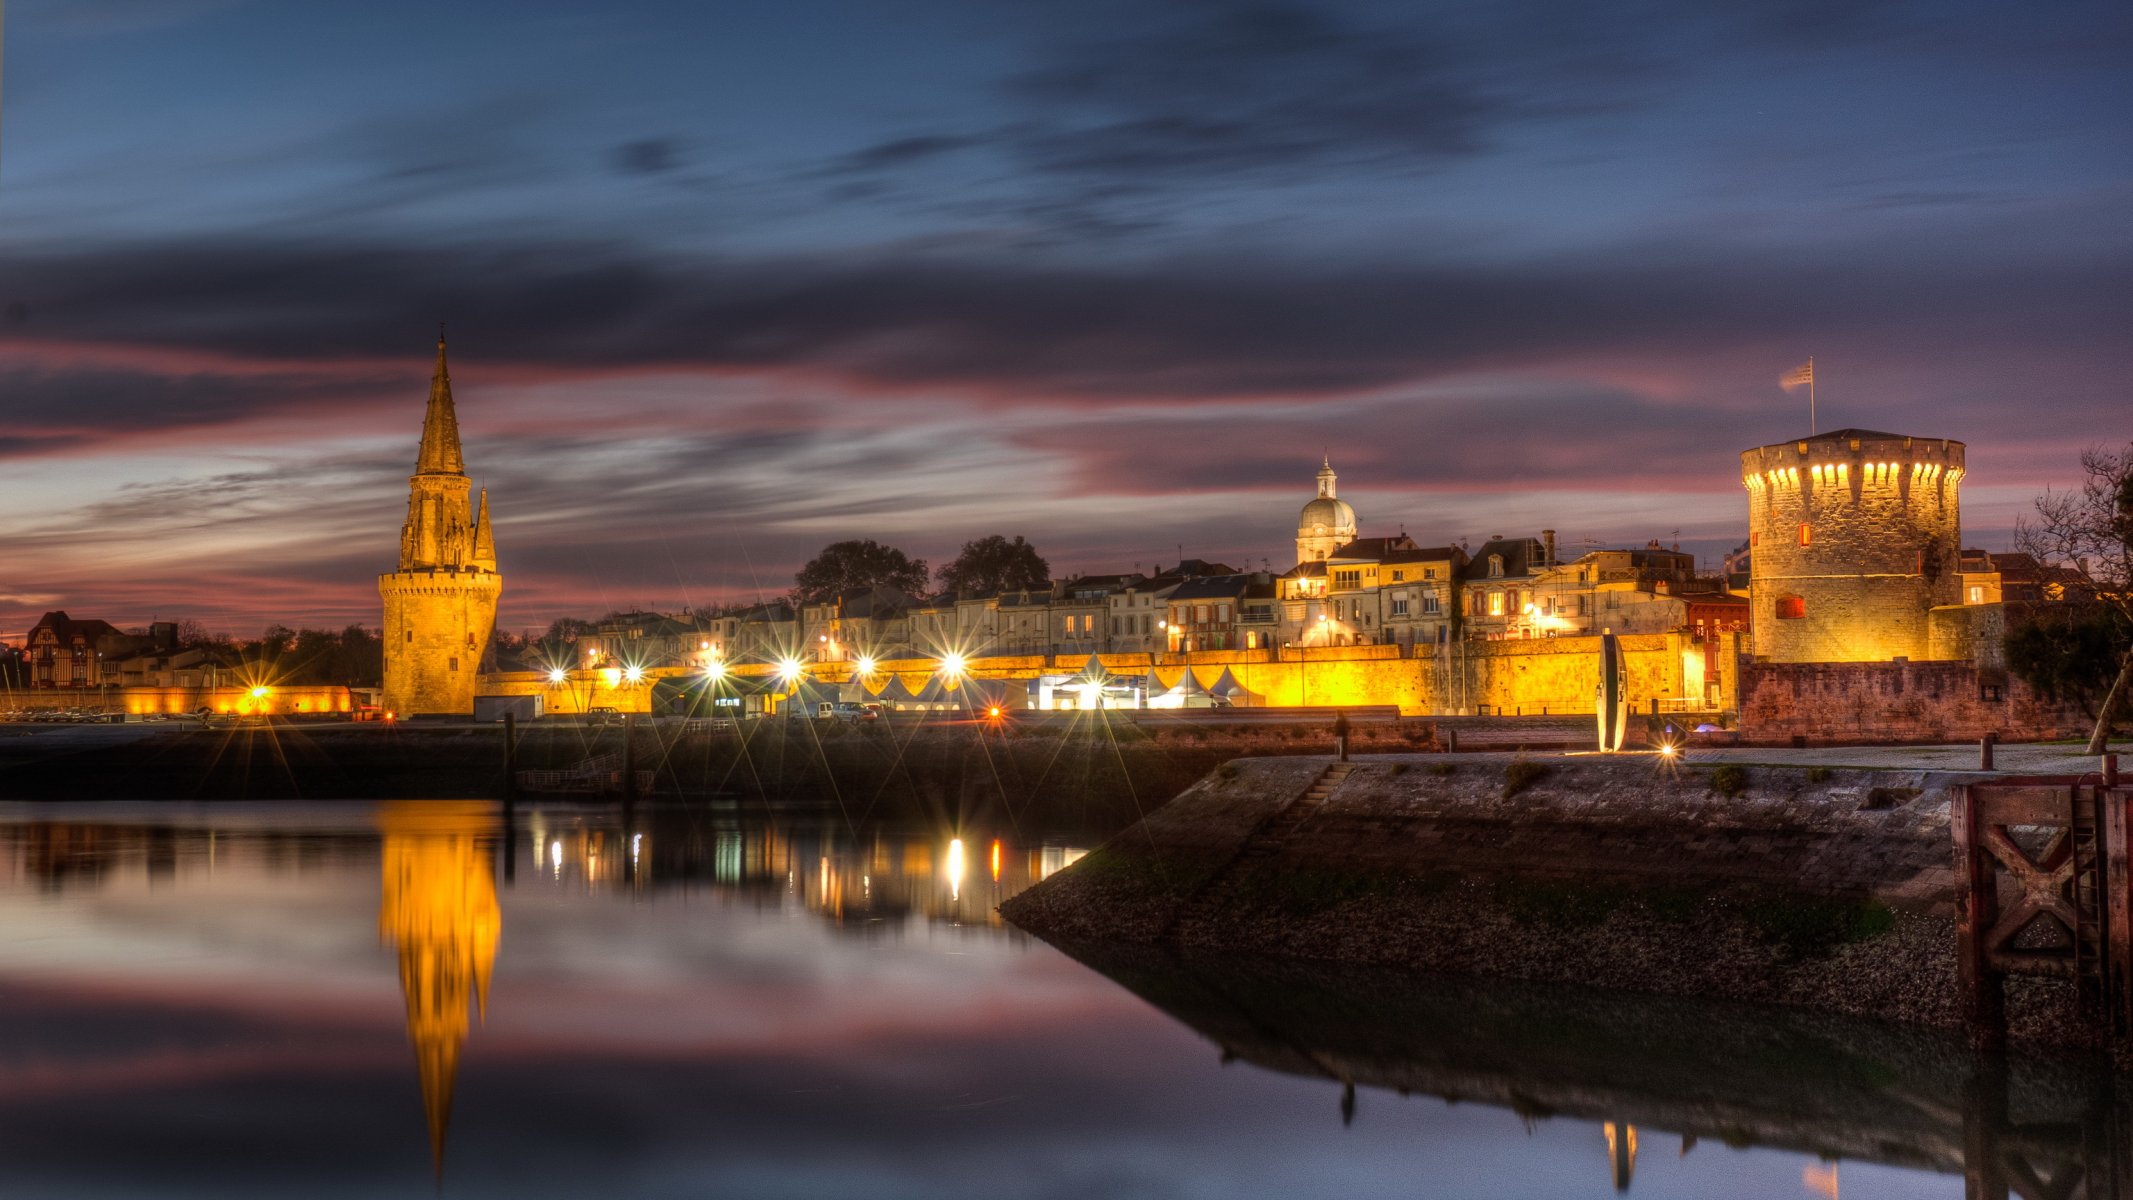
[22,611,121,689]
[379,337,502,715]
[1295,458,1358,565]
[1459,535,1552,640]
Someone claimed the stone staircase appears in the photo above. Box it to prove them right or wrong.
[1165,760,1359,941]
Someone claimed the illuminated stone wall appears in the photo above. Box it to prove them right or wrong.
[480,632,1721,718]
[1741,432,1964,664]
[0,685,355,716]
[381,570,502,717]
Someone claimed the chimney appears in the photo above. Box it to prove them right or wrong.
[1542,530,1557,566]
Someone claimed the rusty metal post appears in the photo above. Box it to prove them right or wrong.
[1979,732,1995,772]
[2105,753,2120,787]
[1954,784,2007,1049]
[1446,726,1459,753]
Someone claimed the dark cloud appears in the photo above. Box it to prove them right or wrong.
[0,361,407,444]
[609,137,686,177]
[829,134,984,174]
[1005,4,1503,176]
[4,223,2126,405]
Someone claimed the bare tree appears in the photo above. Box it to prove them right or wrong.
[2015,443,2133,753]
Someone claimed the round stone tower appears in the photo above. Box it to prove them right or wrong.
[1740,429,1963,663]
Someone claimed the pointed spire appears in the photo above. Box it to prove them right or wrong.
[472,488,496,571]
[416,332,466,476]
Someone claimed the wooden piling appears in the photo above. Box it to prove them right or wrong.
[622,712,639,802]
[1952,784,2007,1049]
[502,711,518,800]
[1979,732,1995,772]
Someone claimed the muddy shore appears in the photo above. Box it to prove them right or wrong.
[1001,755,2100,1050]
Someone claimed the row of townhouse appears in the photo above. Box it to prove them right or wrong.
[11,613,272,692]
[560,533,1753,671]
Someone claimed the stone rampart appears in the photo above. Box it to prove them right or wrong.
[1736,660,2083,743]
[481,633,1720,718]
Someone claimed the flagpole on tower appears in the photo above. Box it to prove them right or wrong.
[1781,359,1817,434]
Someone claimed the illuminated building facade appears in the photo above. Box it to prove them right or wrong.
[1459,535,1553,639]
[22,611,121,689]
[1741,429,1963,663]
[379,337,502,716]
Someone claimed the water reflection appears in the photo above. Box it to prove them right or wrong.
[508,805,1086,930]
[376,802,500,1175]
[0,803,2124,1198]
[1040,941,2133,1198]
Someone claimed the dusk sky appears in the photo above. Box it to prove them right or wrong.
[0,0,2126,636]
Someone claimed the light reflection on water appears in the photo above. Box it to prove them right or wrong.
[0,801,2080,1198]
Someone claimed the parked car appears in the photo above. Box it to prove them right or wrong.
[587,706,625,726]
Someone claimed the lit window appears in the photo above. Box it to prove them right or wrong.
[1967,586,1985,604]
[1488,592,1505,617]
[1488,556,1504,578]
[1798,523,1812,547]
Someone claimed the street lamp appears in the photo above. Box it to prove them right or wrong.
[777,656,803,718]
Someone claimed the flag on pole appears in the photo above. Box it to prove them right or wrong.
[1780,361,1814,389]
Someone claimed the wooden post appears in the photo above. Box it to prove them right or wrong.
[1961,1055,2010,1200]
[2104,781,2133,1053]
[501,791,517,885]
[1979,732,1995,772]
[622,712,639,802]
[1446,727,1458,754]
[502,710,518,800]
[1953,785,2007,1049]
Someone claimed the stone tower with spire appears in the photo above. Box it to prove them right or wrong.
[1295,457,1358,565]
[379,335,501,716]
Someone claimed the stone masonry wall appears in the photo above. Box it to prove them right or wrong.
[1743,433,1963,663]
[1736,660,2083,743]
[481,633,1709,718]
[382,569,501,716]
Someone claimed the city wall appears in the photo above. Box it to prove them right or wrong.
[1,685,355,717]
[1734,660,2084,743]
[479,631,1723,719]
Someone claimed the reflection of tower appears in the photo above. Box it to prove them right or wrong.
[379,335,502,716]
[377,801,501,1176]
[1603,1121,1637,1192]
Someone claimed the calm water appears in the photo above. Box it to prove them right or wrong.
[0,801,2095,1198]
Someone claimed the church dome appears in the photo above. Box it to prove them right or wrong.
[1294,457,1359,563]
[1298,495,1355,535]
